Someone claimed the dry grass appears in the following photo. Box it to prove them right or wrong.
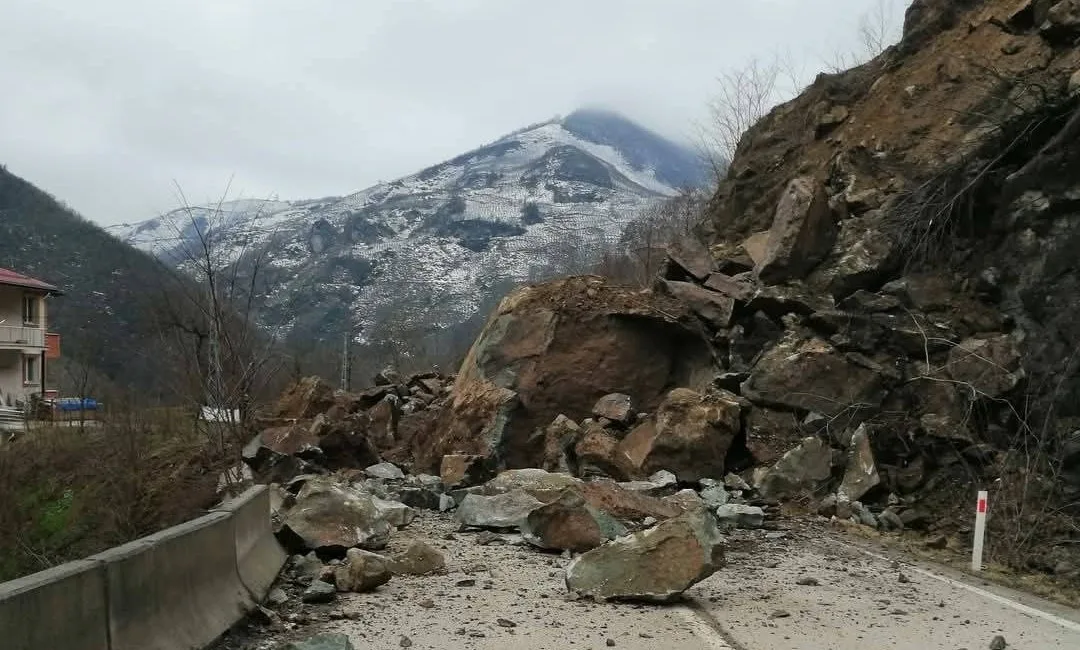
[0,410,239,581]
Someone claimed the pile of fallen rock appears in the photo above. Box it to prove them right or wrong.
[242,369,452,484]
[263,451,781,608]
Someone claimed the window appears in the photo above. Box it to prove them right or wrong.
[23,295,39,326]
[23,355,39,384]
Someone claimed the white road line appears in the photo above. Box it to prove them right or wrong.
[843,542,1080,634]
[676,604,735,649]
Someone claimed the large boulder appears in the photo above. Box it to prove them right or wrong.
[388,540,445,575]
[482,468,583,500]
[564,509,726,603]
[333,548,392,592]
[277,479,395,554]
[659,280,735,329]
[836,424,880,502]
[592,393,635,426]
[575,424,633,480]
[273,376,337,420]
[757,437,835,500]
[755,177,837,284]
[618,388,741,482]
[420,276,713,472]
[946,334,1024,398]
[456,490,544,530]
[440,454,494,489]
[743,407,808,466]
[521,489,628,552]
[576,481,684,523]
[541,415,582,473]
[742,334,887,417]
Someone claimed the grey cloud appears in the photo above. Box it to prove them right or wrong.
[0,0,907,225]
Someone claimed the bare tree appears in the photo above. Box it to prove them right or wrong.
[149,182,285,456]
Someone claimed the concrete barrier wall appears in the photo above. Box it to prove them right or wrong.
[214,485,287,601]
[0,559,109,650]
[0,485,286,650]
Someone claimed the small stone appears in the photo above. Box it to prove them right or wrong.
[606,640,617,647]
[456,579,476,587]
[281,633,355,650]
[889,608,909,615]
[796,576,820,586]
[301,580,337,604]
[770,609,792,619]
[419,598,435,608]
[399,635,413,648]
[497,618,518,628]
[366,462,406,480]
[989,635,1007,650]
[898,572,911,584]
[266,587,289,606]
[925,534,948,549]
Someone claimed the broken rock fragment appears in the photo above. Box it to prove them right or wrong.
[757,437,835,501]
[564,509,726,603]
[389,540,446,575]
[592,393,635,426]
[334,548,393,592]
[456,490,544,530]
[521,489,628,552]
[277,479,395,554]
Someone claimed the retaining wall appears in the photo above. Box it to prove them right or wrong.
[0,485,285,650]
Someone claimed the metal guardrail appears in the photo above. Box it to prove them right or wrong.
[0,325,45,347]
[0,406,25,432]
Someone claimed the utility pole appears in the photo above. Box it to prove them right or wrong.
[340,328,352,391]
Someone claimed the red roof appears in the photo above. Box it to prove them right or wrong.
[0,268,60,293]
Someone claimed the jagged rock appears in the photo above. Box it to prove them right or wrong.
[618,388,741,483]
[649,470,678,488]
[521,489,628,552]
[662,489,707,513]
[575,425,633,480]
[699,483,729,508]
[277,479,395,554]
[722,473,750,491]
[482,468,583,500]
[456,490,544,529]
[564,509,726,603]
[374,366,401,386]
[703,273,755,302]
[440,454,494,489]
[715,504,765,529]
[274,376,337,420]
[743,407,807,466]
[389,540,446,575]
[758,437,835,500]
[541,415,582,473]
[301,580,337,604]
[808,215,897,299]
[427,276,712,471]
[755,177,837,284]
[371,496,416,528]
[243,433,318,484]
[314,419,383,470]
[366,398,400,448]
[334,548,392,592]
[592,393,635,426]
[660,280,735,329]
[879,507,905,531]
[837,424,880,502]
[365,462,405,480]
[742,334,887,417]
[946,335,1024,398]
[742,231,770,267]
[290,552,325,579]
[665,237,715,281]
[575,481,684,522]
[282,633,355,650]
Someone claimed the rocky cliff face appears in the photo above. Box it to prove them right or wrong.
[421,0,1080,573]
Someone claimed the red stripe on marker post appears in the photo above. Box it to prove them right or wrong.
[978,498,987,514]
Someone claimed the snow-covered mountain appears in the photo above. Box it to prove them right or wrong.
[109,108,706,354]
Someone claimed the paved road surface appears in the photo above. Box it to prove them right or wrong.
[691,527,1080,649]
[270,513,1078,649]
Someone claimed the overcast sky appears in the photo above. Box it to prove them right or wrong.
[0,0,906,226]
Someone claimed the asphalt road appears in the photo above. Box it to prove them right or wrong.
[262,512,1079,650]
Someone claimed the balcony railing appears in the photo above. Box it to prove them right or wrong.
[0,325,45,348]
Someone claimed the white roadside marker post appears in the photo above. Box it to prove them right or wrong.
[972,490,988,572]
